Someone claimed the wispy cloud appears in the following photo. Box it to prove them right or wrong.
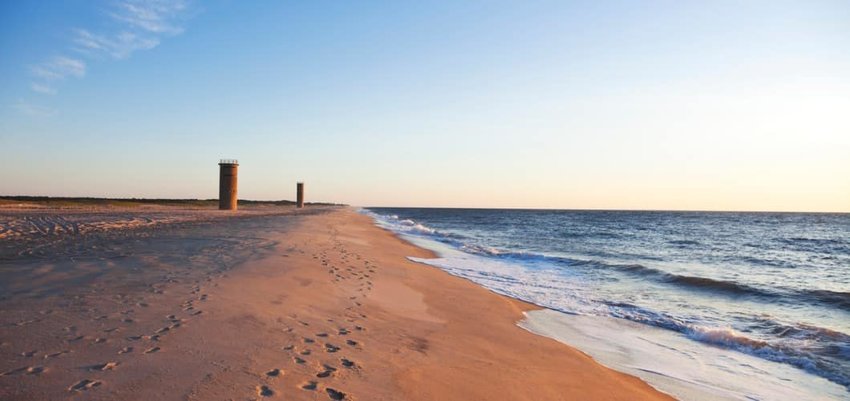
[73,29,160,60]
[27,57,86,95]
[110,0,188,34]
[14,100,57,117]
[30,83,58,95]
[30,56,86,81]
[25,0,192,102]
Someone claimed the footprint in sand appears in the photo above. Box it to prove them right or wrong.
[26,366,45,375]
[316,364,337,378]
[44,350,70,359]
[303,337,315,344]
[300,349,311,356]
[266,368,282,378]
[68,379,101,392]
[144,347,160,354]
[20,350,36,357]
[1,366,44,376]
[346,339,358,347]
[324,343,340,353]
[0,367,25,376]
[282,345,295,351]
[326,388,347,400]
[88,362,118,371]
[316,332,328,337]
[300,381,318,391]
[257,385,274,397]
[340,358,357,369]
[293,356,306,364]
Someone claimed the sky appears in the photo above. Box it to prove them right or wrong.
[1,0,848,211]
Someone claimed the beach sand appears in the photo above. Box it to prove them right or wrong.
[0,206,673,400]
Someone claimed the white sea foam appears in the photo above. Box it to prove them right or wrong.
[362,210,438,236]
[519,310,848,401]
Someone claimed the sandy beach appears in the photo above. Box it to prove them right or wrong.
[0,206,673,400]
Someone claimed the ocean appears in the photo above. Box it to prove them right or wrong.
[363,208,850,400]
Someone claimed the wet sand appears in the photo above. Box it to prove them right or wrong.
[0,206,673,400]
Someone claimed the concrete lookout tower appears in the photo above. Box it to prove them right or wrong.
[218,159,238,210]
[296,182,305,208]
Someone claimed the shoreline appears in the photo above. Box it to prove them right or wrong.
[320,208,675,400]
[365,208,850,400]
[0,206,673,400]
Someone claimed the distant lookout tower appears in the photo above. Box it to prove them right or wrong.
[218,159,238,210]
[296,182,305,208]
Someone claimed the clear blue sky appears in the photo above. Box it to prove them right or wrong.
[1,1,848,211]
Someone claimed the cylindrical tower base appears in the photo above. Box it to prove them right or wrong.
[296,182,305,208]
[219,160,238,210]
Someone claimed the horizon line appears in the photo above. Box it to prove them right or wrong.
[2,195,846,214]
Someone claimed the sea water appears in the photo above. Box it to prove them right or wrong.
[363,208,850,400]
